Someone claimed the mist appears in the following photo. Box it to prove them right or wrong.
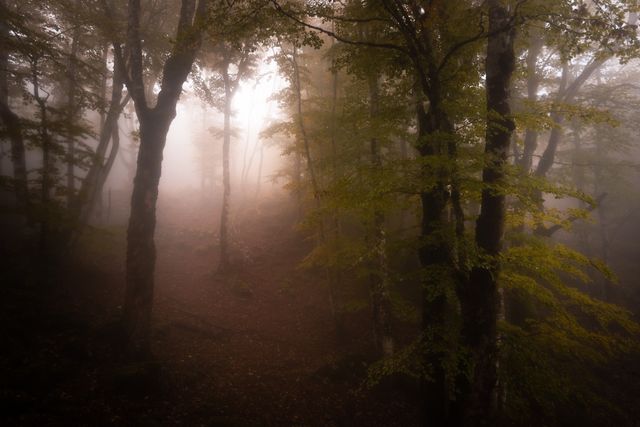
[2,1,640,426]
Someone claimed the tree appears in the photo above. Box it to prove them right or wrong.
[459,0,516,423]
[102,0,209,358]
[193,0,276,271]
[270,0,640,425]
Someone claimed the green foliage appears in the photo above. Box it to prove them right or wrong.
[366,337,429,385]
[266,8,640,423]
[0,0,126,251]
[500,235,640,424]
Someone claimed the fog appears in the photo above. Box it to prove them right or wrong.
[3,1,640,426]
[161,72,285,193]
[103,65,285,197]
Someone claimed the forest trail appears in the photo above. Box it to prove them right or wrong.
[1,191,417,426]
[151,193,348,425]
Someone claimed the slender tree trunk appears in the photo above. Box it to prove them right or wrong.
[76,53,128,228]
[328,50,345,338]
[214,48,251,271]
[291,47,319,198]
[254,142,263,199]
[65,9,81,209]
[240,86,255,187]
[531,62,568,236]
[592,124,610,300]
[511,35,542,238]
[99,45,109,133]
[460,2,515,424]
[95,113,121,217]
[94,44,110,219]
[244,127,261,191]
[534,110,564,178]
[367,73,394,356]
[254,75,278,201]
[219,64,232,272]
[518,34,542,172]
[32,57,53,259]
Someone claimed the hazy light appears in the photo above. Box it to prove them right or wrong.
[159,57,285,196]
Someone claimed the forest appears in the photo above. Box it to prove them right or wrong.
[1,0,640,425]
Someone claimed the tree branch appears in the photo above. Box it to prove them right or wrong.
[537,193,607,237]
[126,0,147,109]
[156,0,209,111]
[269,0,408,54]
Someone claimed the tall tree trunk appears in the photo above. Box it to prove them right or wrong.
[328,48,345,339]
[124,108,173,357]
[76,52,128,229]
[592,123,610,300]
[94,44,110,219]
[240,85,255,187]
[219,62,232,272]
[112,0,207,357]
[394,27,460,427]
[95,113,121,218]
[291,47,320,200]
[254,143,263,199]
[414,92,458,426]
[99,45,109,133]
[512,34,543,238]
[215,48,250,271]
[518,34,542,172]
[243,123,261,193]
[65,6,81,209]
[32,57,53,259]
[460,2,515,424]
[367,73,394,356]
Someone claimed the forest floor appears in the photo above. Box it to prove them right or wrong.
[0,190,419,426]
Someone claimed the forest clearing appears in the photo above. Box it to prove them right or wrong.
[2,0,640,426]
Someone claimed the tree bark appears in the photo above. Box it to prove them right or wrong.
[65,9,81,209]
[460,1,515,424]
[377,3,464,418]
[124,108,173,357]
[219,60,232,272]
[211,47,250,271]
[414,99,458,427]
[114,0,207,357]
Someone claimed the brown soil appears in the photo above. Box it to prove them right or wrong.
[0,191,419,426]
